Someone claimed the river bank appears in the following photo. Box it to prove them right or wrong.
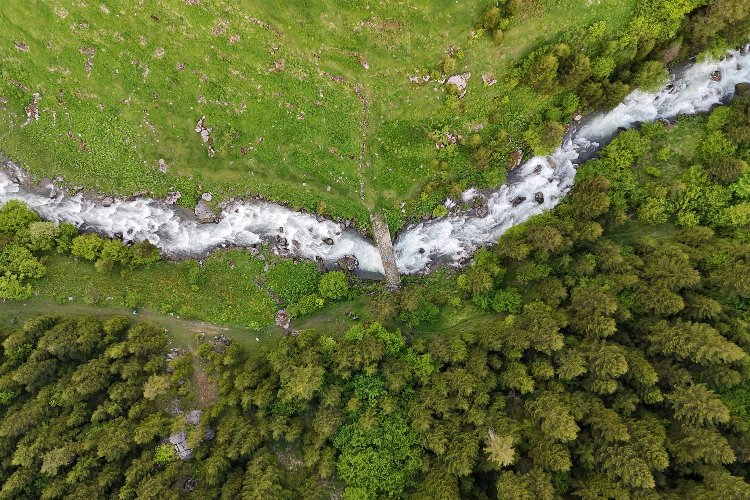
[1,46,749,276]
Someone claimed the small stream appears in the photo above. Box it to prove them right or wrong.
[1,46,749,275]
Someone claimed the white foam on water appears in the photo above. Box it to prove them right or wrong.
[0,172,385,273]
[1,47,749,275]
[393,46,750,273]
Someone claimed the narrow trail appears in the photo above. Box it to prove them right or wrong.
[353,83,369,202]
[326,73,401,287]
[354,82,401,288]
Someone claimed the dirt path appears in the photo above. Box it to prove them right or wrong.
[321,74,401,288]
[353,83,369,201]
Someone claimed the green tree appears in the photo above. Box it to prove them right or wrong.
[0,200,39,233]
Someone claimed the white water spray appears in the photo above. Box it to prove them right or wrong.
[1,47,749,274]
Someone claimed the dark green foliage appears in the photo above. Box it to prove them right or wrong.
[0,316,186,498]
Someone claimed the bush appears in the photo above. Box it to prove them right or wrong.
[153,444,177,465]
[0,200,39,233]
[131,240,161,266]
[55,223,78,254]
[71,234,105,261]
[27,222,59,251]
[319,271,349,301]
[523,121,565,156]
[289,294,325,317]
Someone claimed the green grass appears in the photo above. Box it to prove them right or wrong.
[0,0,641,229]
[33,249,279,327]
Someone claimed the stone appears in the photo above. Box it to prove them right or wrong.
[201,192,212,202]
[194,201,216,223]
[534,192,545,204]
[509,149,524,170]
[446,72,471,97]
[511,196,526,207]
[165,191,182,204]
[203,428,216,441]
[476,206,488,218]
[275,309,291,331]
[735,82,750,96]
[322,237,334,245]
[710,70,722,82]
[102,196,114,207]
[177,478,198,492]
[169,430,193,460]
[481,72,497,86]
[186,409,202,425]
[337,254,359,271]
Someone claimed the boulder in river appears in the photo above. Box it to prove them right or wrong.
[710,70,722,82]
[102,196,114,207]
[476,206,488,218]
[322,237,334,245]
[194,200,216,223]
[534,192,544,204]
[511,196,526,207]
[338,254,359,271]
[736,82,750,96]
[509,149,524,170]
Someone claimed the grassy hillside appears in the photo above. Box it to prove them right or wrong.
[0,0,642,228]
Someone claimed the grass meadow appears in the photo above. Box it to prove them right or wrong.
[0,0,640,229]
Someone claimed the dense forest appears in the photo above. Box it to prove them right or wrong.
[180,89,750,498]
[1,0,750,498]
[3,78,750,499]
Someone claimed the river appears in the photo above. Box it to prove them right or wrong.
[1,46,749,275]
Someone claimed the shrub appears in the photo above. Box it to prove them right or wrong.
[0,200,39,233]
[154,444,177,465]
[71,234,105,261]
[55,223,78,254]
[523,121,565,156]
[432,204,449,218]
[289,294,325,317]
[319,271,349,301]
[131,240,161,266]
[27,222,59,251]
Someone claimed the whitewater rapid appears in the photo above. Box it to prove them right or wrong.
[1,46,749,275]
[394,45,750,272]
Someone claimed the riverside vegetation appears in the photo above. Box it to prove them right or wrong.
[2,1,748,230]
[2,0,750,498]
[2,56,750,499]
